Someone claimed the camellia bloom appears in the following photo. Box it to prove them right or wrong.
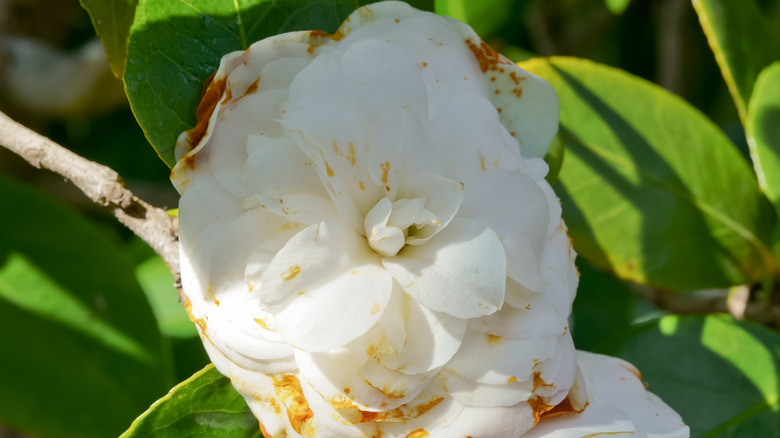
[171,2,689,437]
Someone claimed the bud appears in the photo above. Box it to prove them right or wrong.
[171,2,688,437]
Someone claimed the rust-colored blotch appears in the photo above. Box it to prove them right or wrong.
[181,71,227,166]
[272,374,315,434]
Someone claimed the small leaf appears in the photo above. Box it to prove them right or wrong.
[121,365,260,438]
[543,134,564,185]
[692,0,780,121]
[597,314,780,437]
[604,0,630,14]
[80,0,139,78]
[0,176,172,438]
[124,0,360,168]
[521,57,777,290]
[747,62,780,214]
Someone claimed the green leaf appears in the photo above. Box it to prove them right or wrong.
[121,365,260,438]
[570,258,636,351]
[521,57,777,290]
[134,249,197,338]
[747,62,780,214]
[434,0,513,36]
[124,0,360,168]
[80,0,139,78]
[597,314,780,437]
[0,175,173,438]
[692,0,780,122]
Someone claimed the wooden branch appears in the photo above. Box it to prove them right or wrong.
[0,110,181,288]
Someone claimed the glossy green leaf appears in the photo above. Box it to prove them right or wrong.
[0,176,173,438]
[747,62,780,214]
[121,365,260,438]
[597,314,780,437]
[124,0,361,168]
[434,0,513,36]
[80,0,138,78]
[521,57,777,290]
[692,0,780,121]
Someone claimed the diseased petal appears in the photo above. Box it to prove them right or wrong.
[259,220,392,351]
[383,217,506,318]
[522,351,690,438]
[440,368,533,407]
[445,329,558,385]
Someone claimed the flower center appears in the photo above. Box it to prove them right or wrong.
[364,197,440,257]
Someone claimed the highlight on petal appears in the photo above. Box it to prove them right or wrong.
[383,218,507,318]
[259,220,393,351]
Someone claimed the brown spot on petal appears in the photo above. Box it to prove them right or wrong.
[239,77,260,99]
[405,429,430,438]
[465,38,511,73]
[507,376,519,383]
[532,371,553,391]
[182,72,227,161]
[381,161,390,184]
[272,375,314,434]
[254,317,270,330]
[307,30,332,54]
[258,421,272,438]
[620,363,643,381]
[486,334,502,345]
[183,295,208,333]
[344,387,351,394]
[282,264,302,281]
[359,181,366,190]
[347,142,356,166]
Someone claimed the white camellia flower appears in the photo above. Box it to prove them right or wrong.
[171,2,689,437]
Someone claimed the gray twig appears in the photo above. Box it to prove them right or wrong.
[0,110,181,289]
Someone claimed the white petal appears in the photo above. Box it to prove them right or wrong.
[522,351,690,438]
[445,329,558,385]
[440,369,533,407]
[480,52,560,159]
[376,297,467,374]
[429,92,525,177]
[468,293,567,340]
[429,401,536,438]
[401,173,464,245]
[242,133,339,225]
[459,168,549,292]
[259,220,392,351]
[383,217,506,318]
